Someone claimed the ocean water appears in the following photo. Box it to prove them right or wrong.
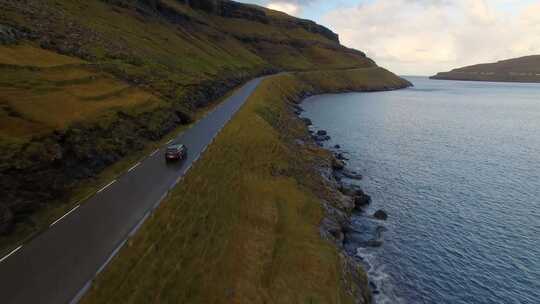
[301,77,540,304]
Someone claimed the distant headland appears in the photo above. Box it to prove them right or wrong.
[431,55,540,83]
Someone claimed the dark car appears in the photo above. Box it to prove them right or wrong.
[165,144,187,161]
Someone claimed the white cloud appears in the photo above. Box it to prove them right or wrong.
[266,2,302,16]
[323,0,540,75]
[264,0,320,16]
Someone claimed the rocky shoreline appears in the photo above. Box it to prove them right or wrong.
[291,95,393,302]
[313,123,389,300]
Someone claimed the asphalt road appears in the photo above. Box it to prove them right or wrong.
[0,76,265,304]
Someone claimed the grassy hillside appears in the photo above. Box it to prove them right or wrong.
[0,0,377,239]
[431,55,540,83]
[81,67,409,304]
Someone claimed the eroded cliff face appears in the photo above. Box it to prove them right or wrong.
[165,0,340,42]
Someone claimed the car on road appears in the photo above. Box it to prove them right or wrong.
[165,144,187,161]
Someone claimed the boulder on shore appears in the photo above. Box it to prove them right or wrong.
[373,210,388,220]
[320,217,344,244]
[335,152,348,161]
[341,169,362,180]
[313,134,330,142]
[301,117,312,126]
[316,130,327,136]
[338,183,363,196]
[292,104,304,113]
[332,158,345,170]
[334,144,341,149]
[354,193,371,209]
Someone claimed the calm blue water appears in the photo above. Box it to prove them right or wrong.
[301,77,540,304]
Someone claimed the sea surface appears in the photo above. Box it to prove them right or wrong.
[301,77,540,304]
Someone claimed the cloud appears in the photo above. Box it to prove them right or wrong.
[264,0,318,16]
[266,2,302,16]
[323,0,540,75]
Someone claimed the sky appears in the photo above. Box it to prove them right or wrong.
[238,0,540,75]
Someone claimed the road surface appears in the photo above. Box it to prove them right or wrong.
[0,76,265,304]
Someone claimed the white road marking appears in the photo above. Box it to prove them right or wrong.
[50,205,80,227]
[150,149,159,157]
[97,180,116,194]
[0,245,23,264]
[128,162,141,172]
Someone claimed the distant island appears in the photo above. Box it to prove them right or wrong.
[431,55,540,83]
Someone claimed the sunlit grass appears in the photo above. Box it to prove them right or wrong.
[0,50,165,138]
[0,44,84,67]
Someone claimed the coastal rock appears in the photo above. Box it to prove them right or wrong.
[321,200,350,225]
[354,193,371,209]
[332,158,345,170]
[301,118,312,126]
[366,239,383,247]
[373,210,388,220]
[335,152,348,161]
[316,130,327,136]
[369,281,380,294]
[341,169,362,180]
[313,134,330,142]
[334,144,341,149]
[292,104,304,112]
[338,183,364,196]
[320,216,345,245]
[337,194,355,211]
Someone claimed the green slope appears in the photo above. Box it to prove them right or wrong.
[0,0,395,252]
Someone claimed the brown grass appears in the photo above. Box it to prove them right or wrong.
[0,44,84,67]
[0,46,165,138]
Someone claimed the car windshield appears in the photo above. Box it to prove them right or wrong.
[167,145,183,152]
